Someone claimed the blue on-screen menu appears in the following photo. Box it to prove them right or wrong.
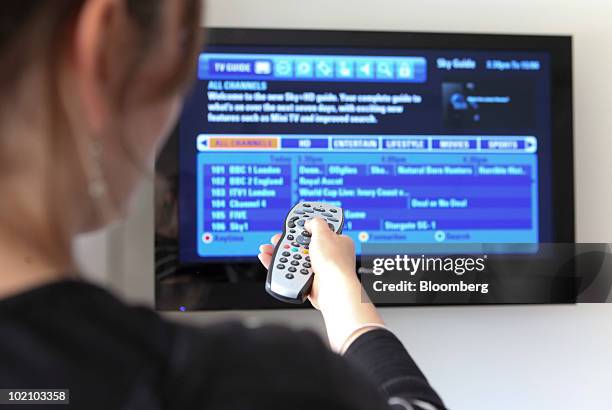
[178,46,552,261]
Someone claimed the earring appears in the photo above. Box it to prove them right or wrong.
[87,139,107,200]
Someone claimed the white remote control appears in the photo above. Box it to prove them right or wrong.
[265,202,345,304]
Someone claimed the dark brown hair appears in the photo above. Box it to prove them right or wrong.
[0,0,203,96]
[0,0,203,264]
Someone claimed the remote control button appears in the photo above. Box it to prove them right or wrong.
[291,260,300,266]
[300,269,309,275]
[330,208,338,213]
[303,208,315,213]
[293,254,302,260]
[282,251,290,257]
[277,264,286,269]
[288,222,296,229]
[291,242,300,247]
[301,230,311,237]
[303,203,311,207]
[305,256,311,262]
[287,235,294,240]
[314,207,325,212]
[303,262,312,268]
[296,236,311,246]
[290,216,300,221]
[297,220,305,227]
[328,217,339,222]
[294,210,305,215]
[291,247,299,252]
[304,245,309,249]
[286,273,294,279]
[290,229,296,233]
[302,250,309,255]
[321,212,333,217]
[283,244,290,249]
[279,257,288,263]
[288,267,297,273]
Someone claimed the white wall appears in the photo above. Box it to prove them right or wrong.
[83,1,612,409]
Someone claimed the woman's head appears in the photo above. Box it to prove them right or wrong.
[0,1,202,256]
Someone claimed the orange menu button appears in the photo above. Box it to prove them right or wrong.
[209,137,278,150]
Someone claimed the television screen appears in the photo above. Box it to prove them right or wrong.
[155,29,573,310]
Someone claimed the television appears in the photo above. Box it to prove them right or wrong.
[155,28,573,310]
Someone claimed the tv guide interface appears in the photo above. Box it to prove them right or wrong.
[178,45,552,261]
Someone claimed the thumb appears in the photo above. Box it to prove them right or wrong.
[305,217,332,237]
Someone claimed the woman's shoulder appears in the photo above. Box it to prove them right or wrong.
[0,279,178,367]
[0,280,385,410]
[0,280,177,407]
[0,279,174,348]
[167,321,386,410]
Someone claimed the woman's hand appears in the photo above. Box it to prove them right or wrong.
[257,217,358,309]
[258,217,384,352]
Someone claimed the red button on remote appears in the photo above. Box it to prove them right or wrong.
[283,244,290,249]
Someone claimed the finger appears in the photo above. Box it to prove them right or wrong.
[305,217,332,236]
[271,233,282,245]
[339,235,356,250]
[258,253,273,269]
[259,244,275,254]
[307,294,320,310]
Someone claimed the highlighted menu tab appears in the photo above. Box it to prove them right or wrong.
[207,136,279,150]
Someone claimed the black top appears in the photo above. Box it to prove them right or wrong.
[0,280,445,410]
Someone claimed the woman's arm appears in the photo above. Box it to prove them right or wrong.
[345,329,446,410]
[258,217,446,409]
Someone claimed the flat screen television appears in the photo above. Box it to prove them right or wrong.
[155,28,573,310]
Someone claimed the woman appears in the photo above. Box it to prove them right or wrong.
[0,1,445,409]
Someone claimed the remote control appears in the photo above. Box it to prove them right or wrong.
[265,202,344,304]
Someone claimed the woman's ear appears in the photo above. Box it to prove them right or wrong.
[71,0,129,134]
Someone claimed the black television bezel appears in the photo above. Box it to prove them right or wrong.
[155,28,574,311]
